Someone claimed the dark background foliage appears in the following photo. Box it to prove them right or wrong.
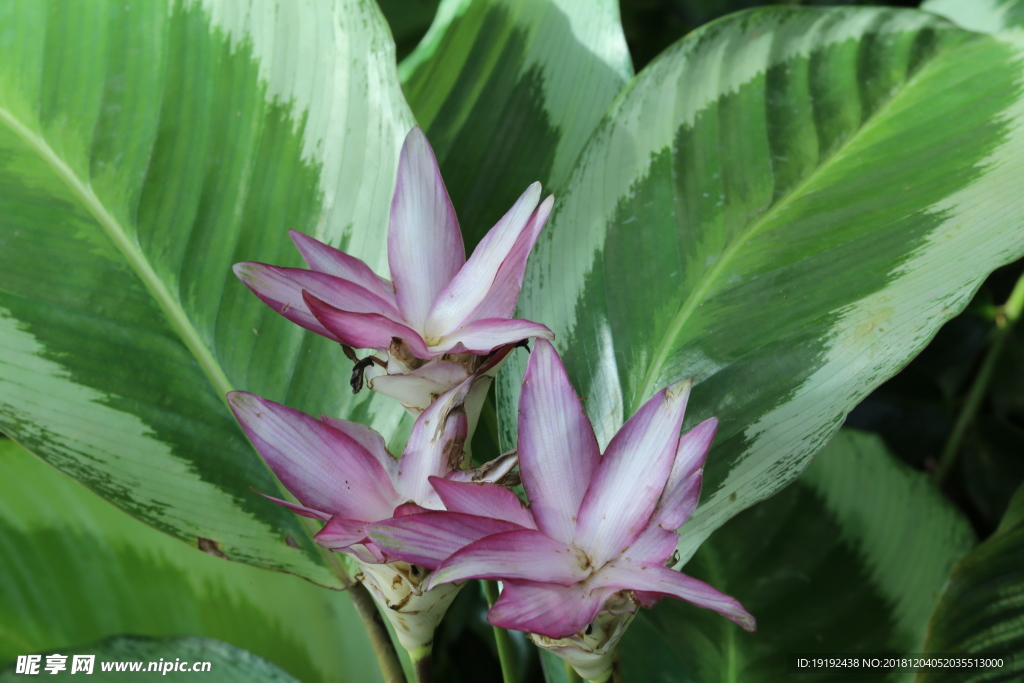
[386,1,921,69]
[621,0,919,70]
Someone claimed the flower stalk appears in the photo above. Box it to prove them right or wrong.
[934,272,1024,484]
[347,581,407,683]
[481,581,517,683]
[412,651,433,683]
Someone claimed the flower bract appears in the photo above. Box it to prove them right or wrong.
[228,377,516,652]
[233,126,554,362]
[367,339,754,678]
[228,376,514,563]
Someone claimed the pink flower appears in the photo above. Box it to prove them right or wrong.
[229,377,518,653]
[234,127,554,362]
[227,377,514,565]
[367,340,754,674]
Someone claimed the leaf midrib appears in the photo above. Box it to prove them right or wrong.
[631,31,953,413]
[0,107,353,585]
[0,106,234,404]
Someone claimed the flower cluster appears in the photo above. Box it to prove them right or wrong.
[230,127,754,680]
[234,127,553,432]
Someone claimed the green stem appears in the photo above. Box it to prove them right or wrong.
[348,582,408,683]
[934,273,1024,485]
[563,660,584,682]
[481,581,518,683]
[411,649,433,683]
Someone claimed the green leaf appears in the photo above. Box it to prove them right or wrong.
[0,0,415,584]
[400,0,633,248]
[0,635,297,682]
[919,482,1024,681]
[0,440,381,682]
[621,430,975,682]
[498,6,1024,562]
[923,0,1024,33]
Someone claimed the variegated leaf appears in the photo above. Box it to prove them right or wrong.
[0,440,381,682]
[498,6,1024,564]
[0,0,414,585]
[400,0,633,248]
[924,0,1024,33]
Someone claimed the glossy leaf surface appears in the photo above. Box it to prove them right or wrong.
[621,430,974,682]
[0,636,297,682]
[919,482,1024,681]
[0,0,414,584]
[400,0,633,248]
[0,440,381,683]
[498,6,1024,562]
